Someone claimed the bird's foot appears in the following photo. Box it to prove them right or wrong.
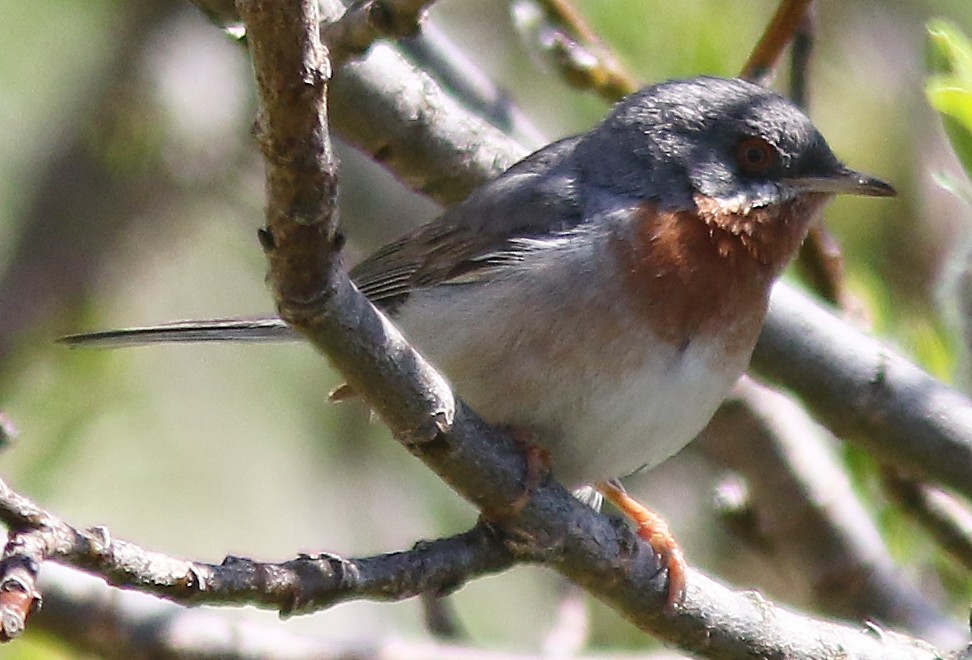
[596,480,686,611]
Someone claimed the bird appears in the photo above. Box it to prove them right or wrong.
[63,76,896,609]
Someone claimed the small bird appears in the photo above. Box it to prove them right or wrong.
[64,76,895,608]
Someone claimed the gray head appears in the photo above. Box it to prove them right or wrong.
[578,76,894,210]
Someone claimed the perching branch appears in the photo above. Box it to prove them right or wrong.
[34,563,671,660]
[0,427,950,657]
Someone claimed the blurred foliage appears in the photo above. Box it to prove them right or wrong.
[1,0,972,656]
[927,19,972,177]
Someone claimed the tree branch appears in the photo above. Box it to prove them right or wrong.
[699,379,964,648]
[320,0,435,68]
[0,434,949,657]
[35,563,676,659]
[883,470,972,572]
[755,284,972,500]
[740,0,814,84]
[398,22,547,147]
[511,0,638,101]
[0,474,513,629]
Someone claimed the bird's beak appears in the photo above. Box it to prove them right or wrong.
[783,168,896,197]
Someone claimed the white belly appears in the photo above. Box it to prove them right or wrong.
[392,267,754,487]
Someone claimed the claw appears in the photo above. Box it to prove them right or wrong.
[596,480,687,611]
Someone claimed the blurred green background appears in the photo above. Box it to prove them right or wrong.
[2,0,972,657]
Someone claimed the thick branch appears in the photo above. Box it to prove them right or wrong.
[330,41,527,205]
[398,23,547,147]
[700,380,964,647]
[755,285,972,499]
[238,0,340,321]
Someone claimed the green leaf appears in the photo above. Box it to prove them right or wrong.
[927,20,972,81]
[926,21,972,179]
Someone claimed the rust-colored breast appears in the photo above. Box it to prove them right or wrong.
[613,197,816,353]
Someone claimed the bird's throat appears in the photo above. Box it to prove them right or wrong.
[692,192,829,273]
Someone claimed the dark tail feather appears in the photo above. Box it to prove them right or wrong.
[59,317,298,348]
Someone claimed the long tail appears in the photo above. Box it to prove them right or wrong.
[60,317,298,348]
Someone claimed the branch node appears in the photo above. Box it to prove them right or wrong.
[85,525,111,558]
[0,559,41,642]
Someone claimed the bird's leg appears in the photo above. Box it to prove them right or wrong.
[595,479,686,610]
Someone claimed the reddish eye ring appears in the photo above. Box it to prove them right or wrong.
[735,137,776,174]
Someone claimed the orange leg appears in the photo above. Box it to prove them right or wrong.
[596,480,686,611]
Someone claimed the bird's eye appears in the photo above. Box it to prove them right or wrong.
[735,137,777,174]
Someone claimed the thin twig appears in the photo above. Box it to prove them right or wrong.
[788,7,815,109]
[420,591,466,639]
[399,22,547,147]
[512,0,637,101]
[0,476,513,633]
[883,470,972,573]
[321,0,436,68]
[740,0,814,84]
[795,225,857,311]
[35,564,667,660]
[783,6,858,315]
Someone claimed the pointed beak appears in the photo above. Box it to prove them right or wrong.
[783,168,896,197]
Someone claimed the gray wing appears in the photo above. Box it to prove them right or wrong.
[351,135,586,311]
